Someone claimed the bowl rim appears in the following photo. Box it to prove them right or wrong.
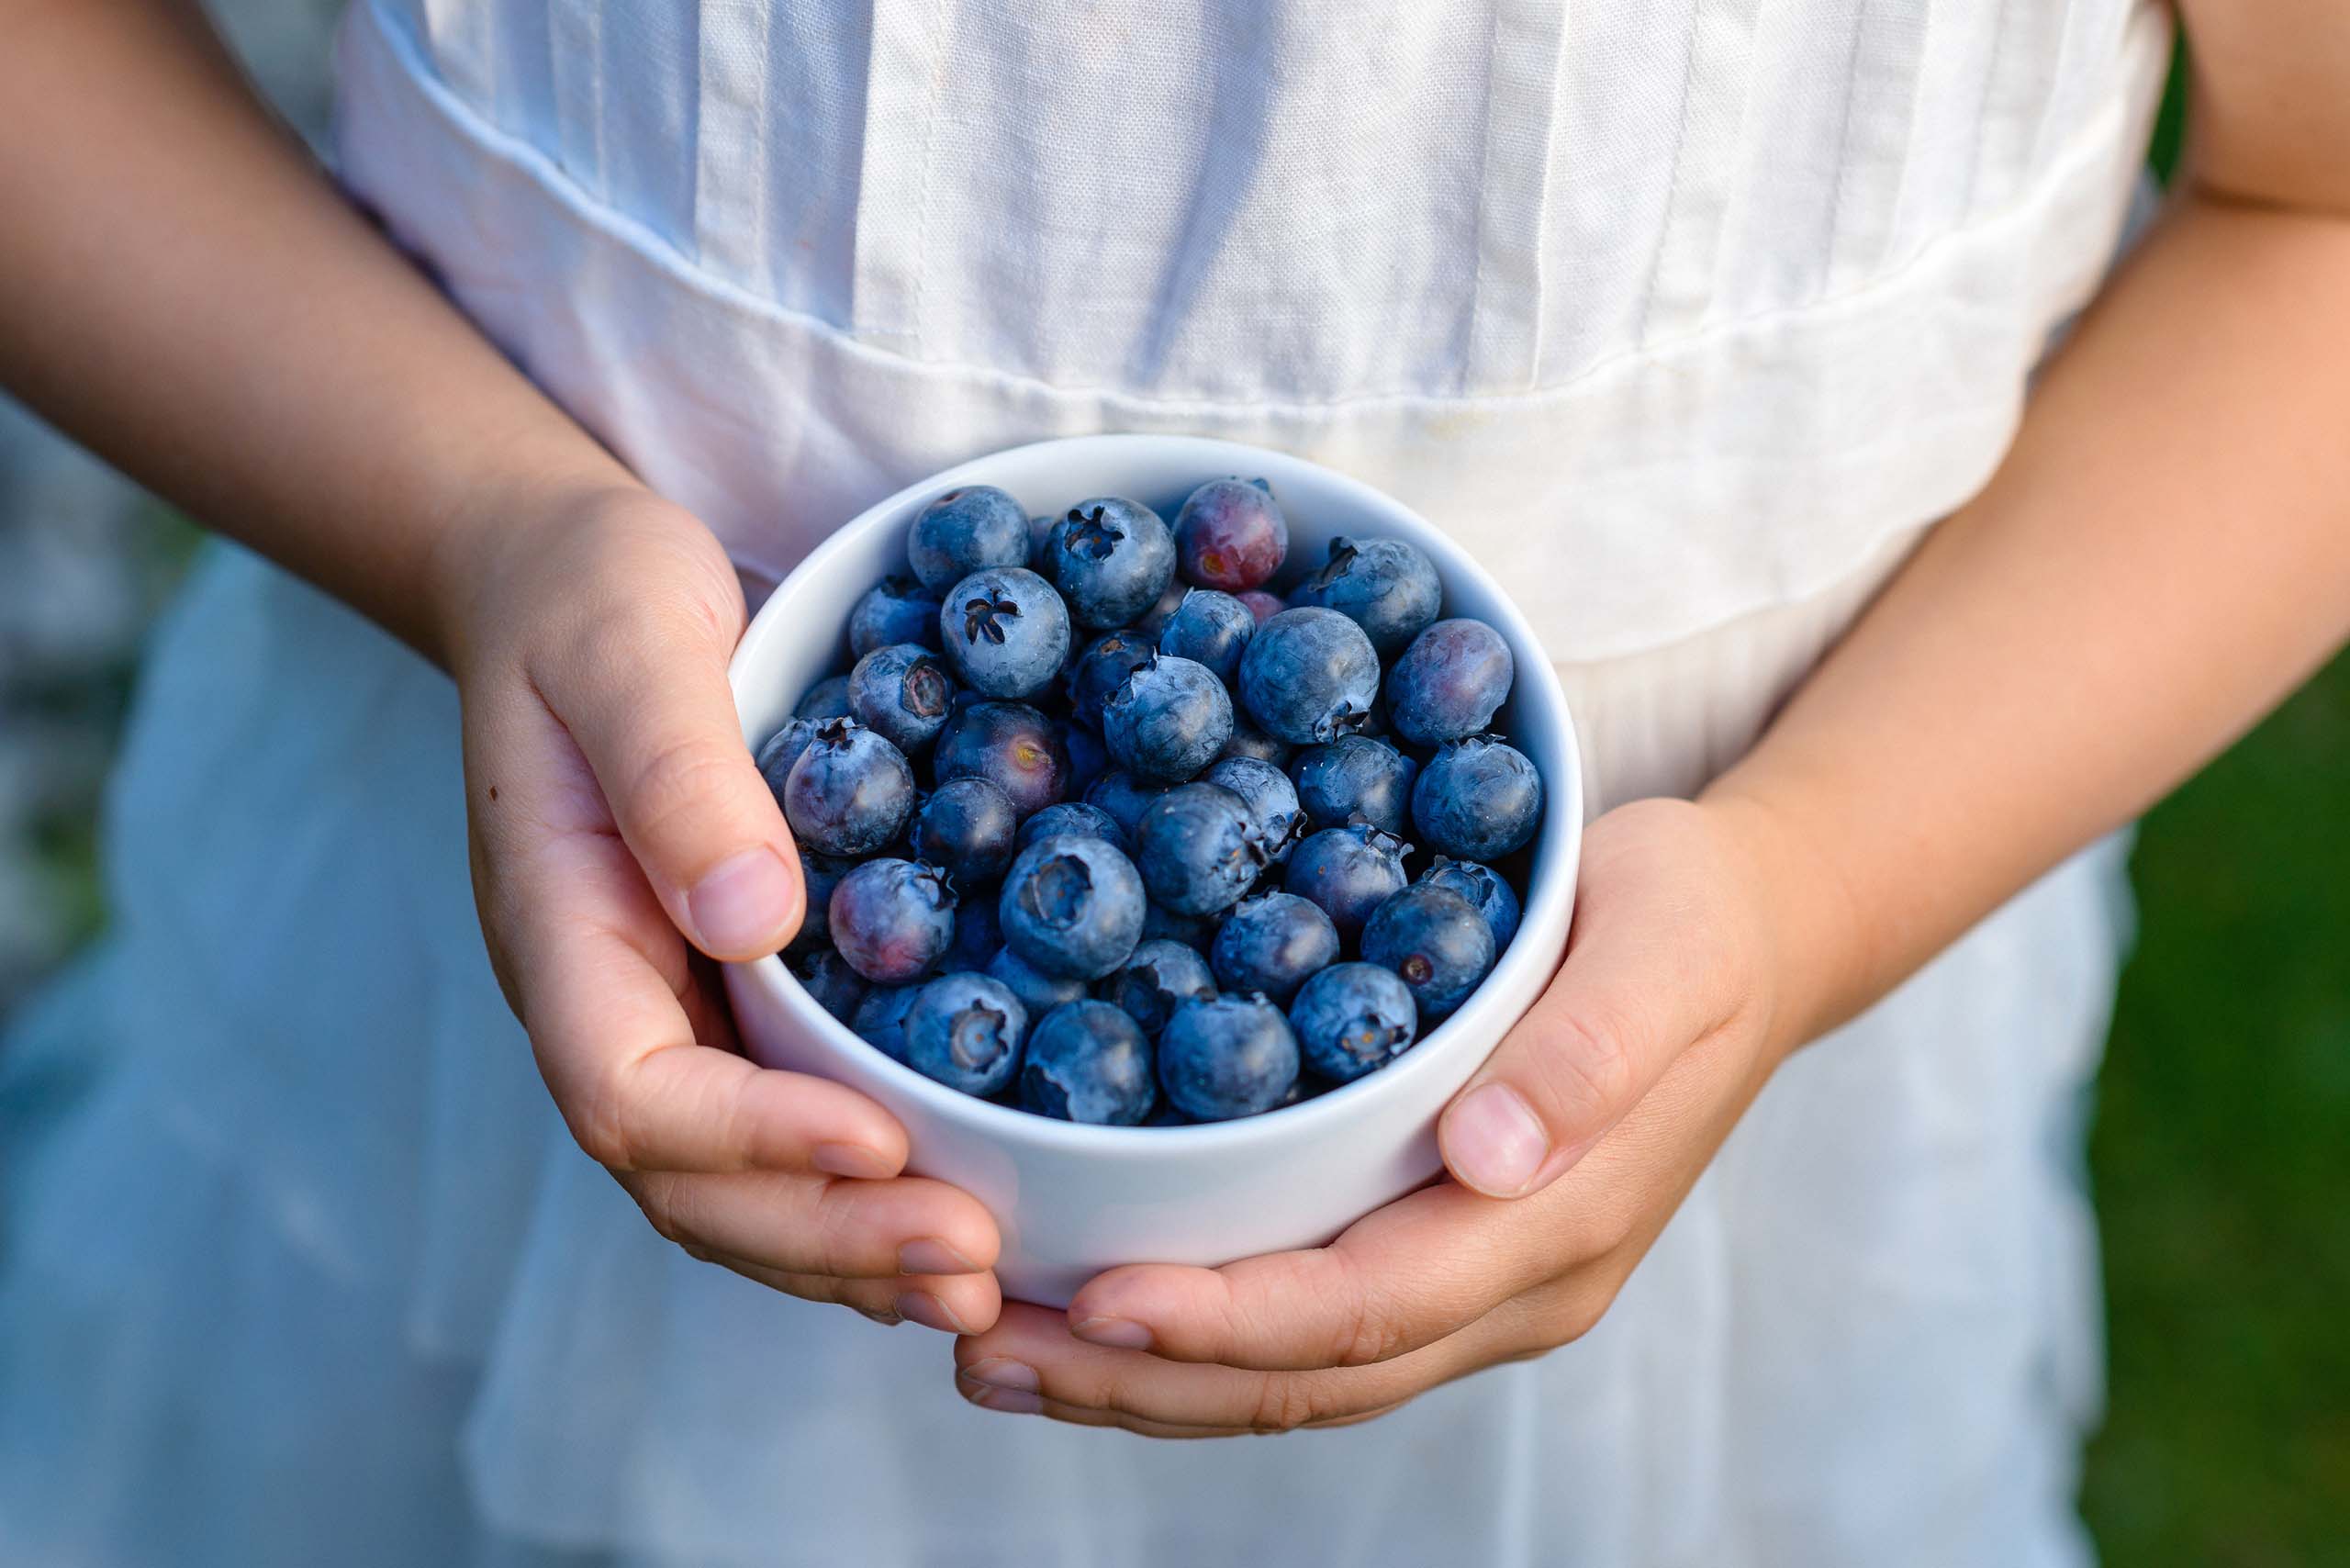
[730,432,1583,1157]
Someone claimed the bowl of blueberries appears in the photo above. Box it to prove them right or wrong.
[726,434,1581,1306]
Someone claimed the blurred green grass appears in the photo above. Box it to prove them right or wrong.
[2081,650,2350,1564]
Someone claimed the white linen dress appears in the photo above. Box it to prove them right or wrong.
[0,1,2169,1562]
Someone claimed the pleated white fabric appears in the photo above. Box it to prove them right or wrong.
[0,2,2156,1563]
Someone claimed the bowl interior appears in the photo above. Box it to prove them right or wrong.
[730,433,1582,1154]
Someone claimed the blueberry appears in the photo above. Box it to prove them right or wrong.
[1101,655,1234,783]
[1210,892,1340,1006]
[1065,631,1157,730]
[1203,755,1304,865]
[1237,607,1381,745]
[1159,995,1300,1121]
[829,858,956,983]
[1156,588,1257,683]
[852,983,923,1061]
[1017,801,1128,854]
[937,566,1070,700]
[787,847,857,955]
[1387,619,1514,745]
[1062,722,1111,796]
[1289,734,1418,834]
[849,576,944,657]
[998,834,1147,980]
[789,946,868,1024]
[909,777,1019,886]
[1237,589,1285,625]
[932,700,1069,816]
[755,717,822,804]
[1131,573,1193,639]
[984,945,1091,1022]
[1047,497,1176,629]
[848,642,957,754]
[1416,857,1521,951]
[1134,782,1269,915]
[1083,768,1171,839]
[1097,938,1216,1036]
[1283,823,1412,944]
[1216,716,1292,767]
[1028,513,1061,574]
[783,718,917,856]
[1289,963,1418,1082]
[903,972,1027,1096]
[1287,536,1442,655]
[1412,736,1543,860]
[1173,477,1288,591]
[1021,1000,1158,1124]
[946,896,1003,970]
[1361,883,1495,1018]
[795,675,854,721]
[1141,902,1218,949]
[908,485,1031,592]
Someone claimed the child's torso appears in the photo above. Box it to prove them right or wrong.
[338,0,2168,656]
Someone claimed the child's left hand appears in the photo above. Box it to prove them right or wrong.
[950,797,1829,1433]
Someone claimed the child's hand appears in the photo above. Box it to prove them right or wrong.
[947,798,1819,1429]
[442,485,1002,1335]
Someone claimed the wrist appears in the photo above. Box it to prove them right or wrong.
[1695,782,1873,1065]
[421,465,674,678]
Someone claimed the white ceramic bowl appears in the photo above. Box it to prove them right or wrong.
[726,434,1582,1306]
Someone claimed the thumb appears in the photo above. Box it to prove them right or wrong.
[1436,852,1740,1199]
[545,602,806,960]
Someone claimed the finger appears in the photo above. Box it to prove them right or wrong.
[623,1167,999,1280]
[470,682,912,1179]
[1438,812,1751,1198]
[957,1376,1412,1439]
[956,1304,1469,1433]
[710,1255,1004,1337]
[532,559,805,961]
[1064,1180,1580,1371]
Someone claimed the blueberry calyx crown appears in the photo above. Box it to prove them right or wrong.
[961,590,1023,644]
[910,859,956,905]
[902,657,950,716]
[947,1001,1013,1070]
[1345,815,1414,860]
[1343,1016,1410,1059]
[1312,702,1372,744]
[1305,537,1360,592]
[1065,505,1125,559]
[812,715,864,747]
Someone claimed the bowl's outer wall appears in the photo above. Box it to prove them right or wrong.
[726,435,1582,1307]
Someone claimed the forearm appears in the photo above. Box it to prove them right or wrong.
[1709,187,2350,1049]
[0,0,638,663]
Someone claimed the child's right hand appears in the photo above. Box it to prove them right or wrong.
[436,481,1003,1335]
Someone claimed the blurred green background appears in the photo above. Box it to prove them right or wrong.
[1,24,2344,1568]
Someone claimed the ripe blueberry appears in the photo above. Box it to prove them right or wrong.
[1021,1000,1158,1125]
[1289,963,1418,1082]
[998,833,1147,980]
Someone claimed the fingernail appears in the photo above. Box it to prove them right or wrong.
[688,846,795,954]
[899,1238,980,1276]
[1445,1083,1551,1196]
[962,1357,1039,1394]
[1071,1316,1154,1350]
[856,1305,903,1327]
[811,1143,894,1180]
[895,1290,972,1334]
[958,1377,1045,1417]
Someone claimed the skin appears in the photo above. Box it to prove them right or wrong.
[3,0,2344,1423]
